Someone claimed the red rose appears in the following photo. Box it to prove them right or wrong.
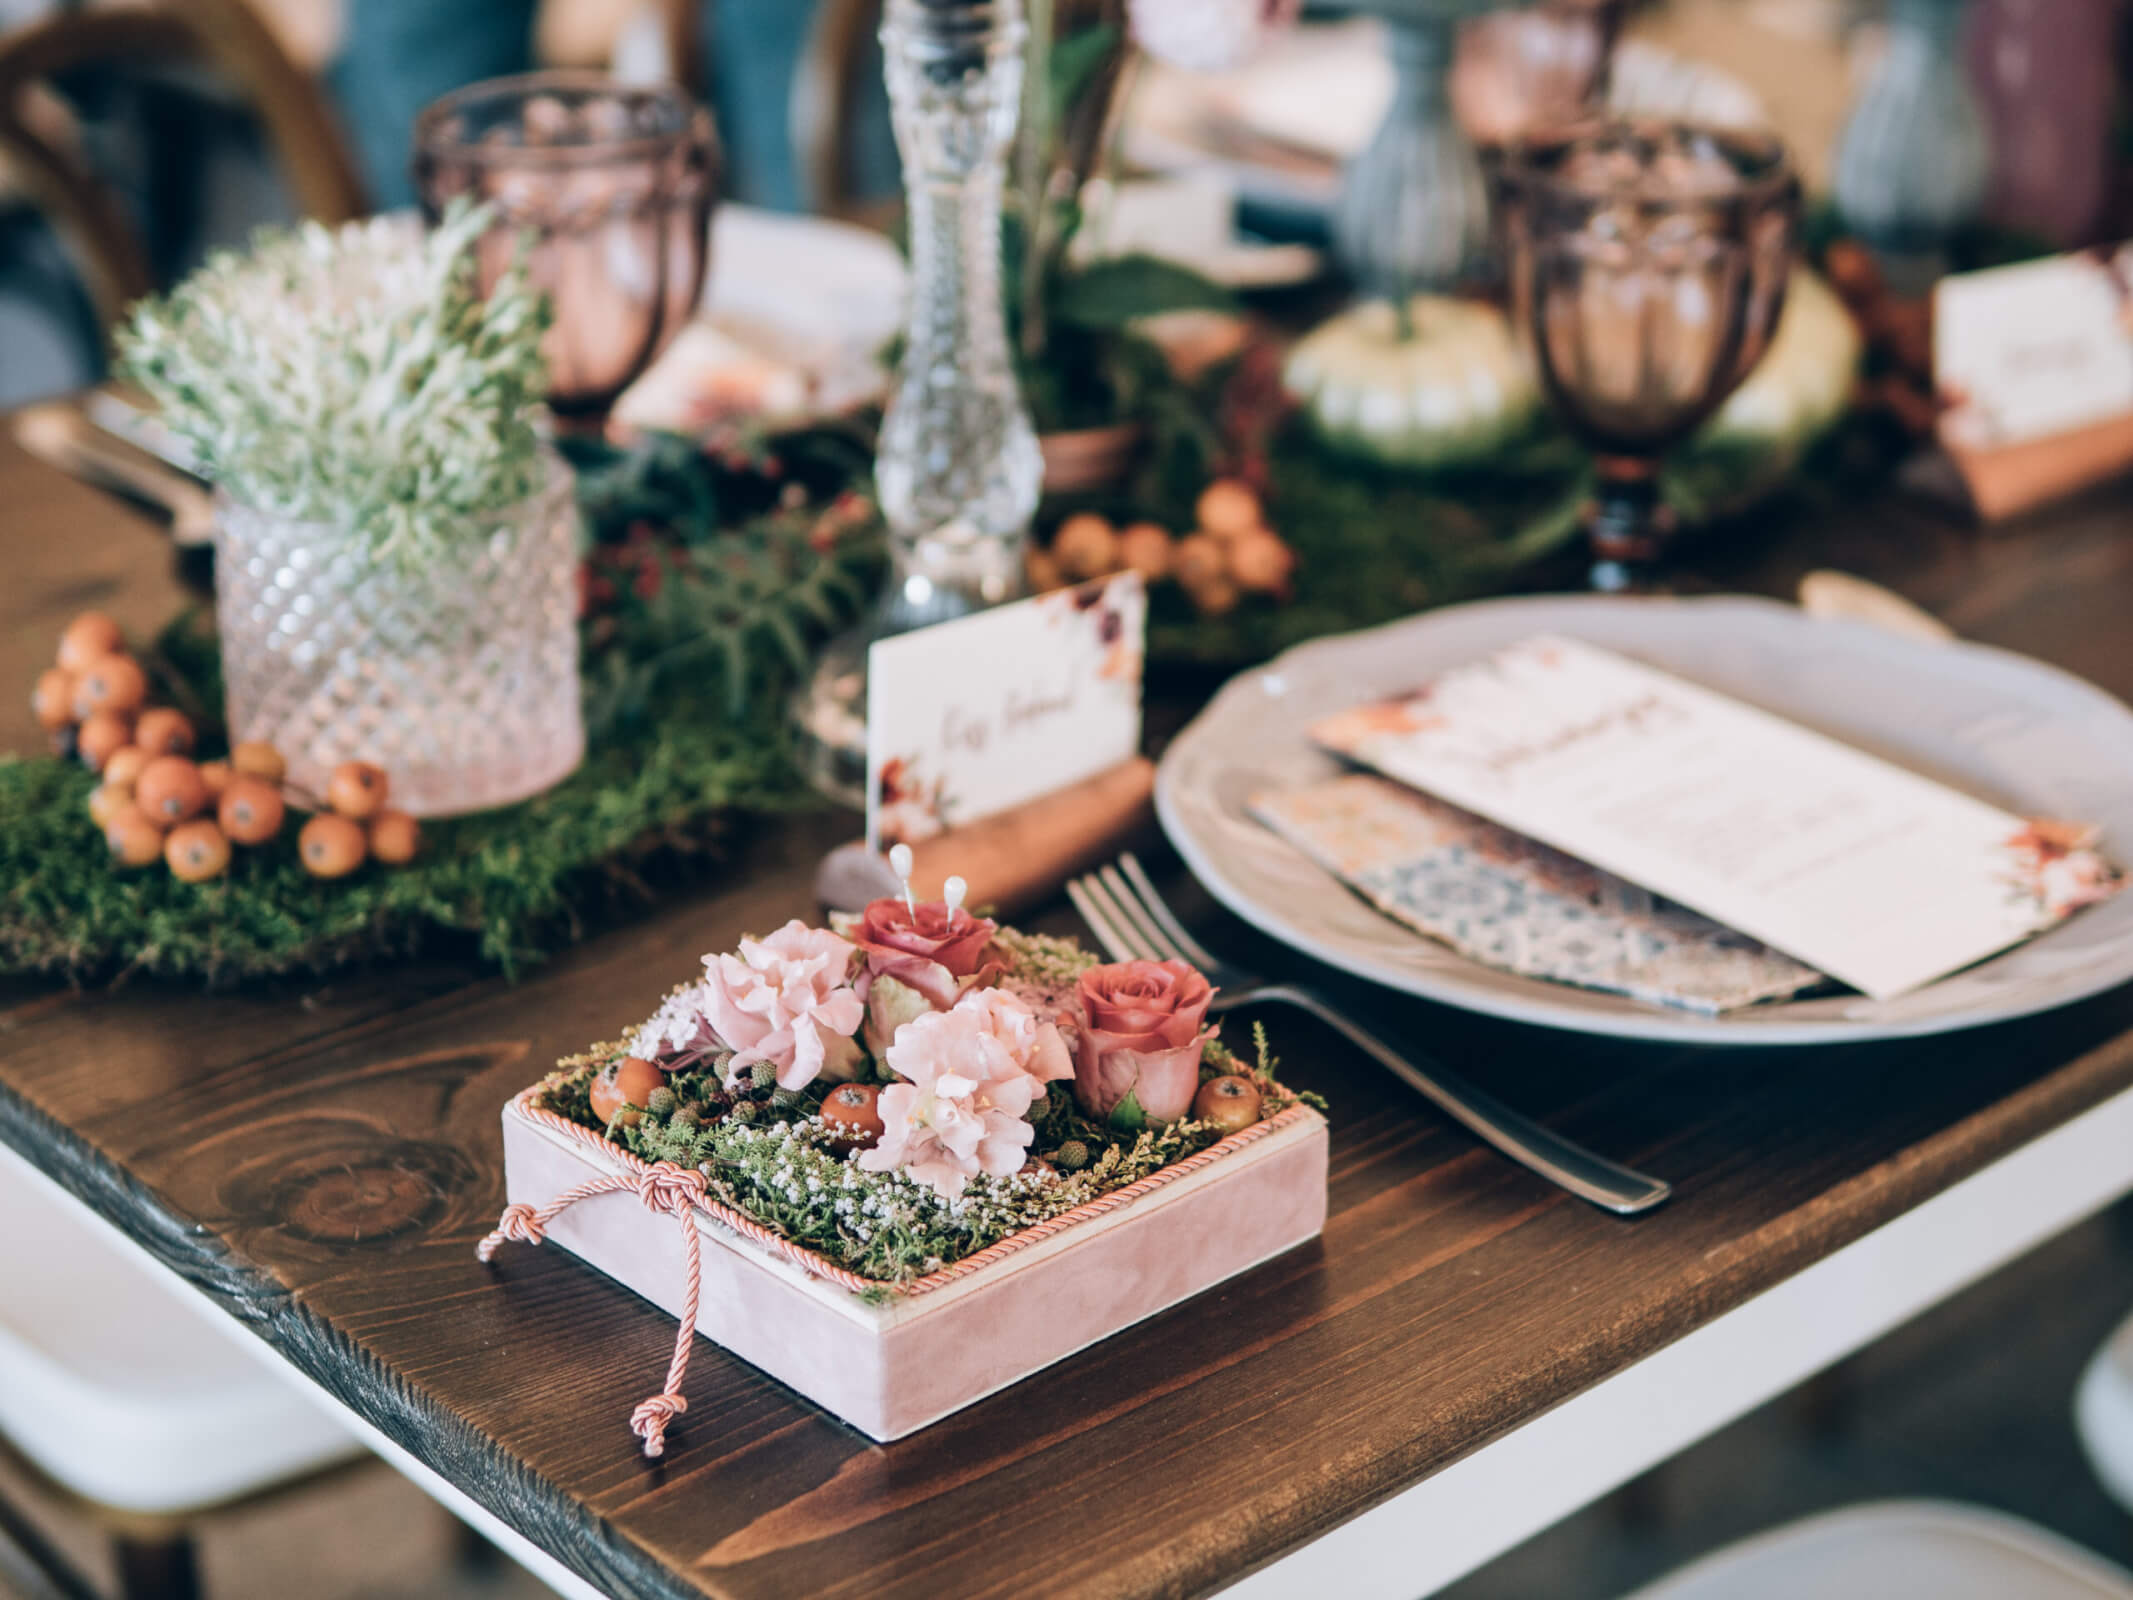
[1074,959,1215,1126]
[852,897,999,1009]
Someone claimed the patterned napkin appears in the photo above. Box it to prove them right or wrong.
[1250,774,1829,1015]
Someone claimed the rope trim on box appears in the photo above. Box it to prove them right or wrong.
[480,1084,1314,1453]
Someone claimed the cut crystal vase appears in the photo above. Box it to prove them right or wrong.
[792,0,1042,808]
[213,450,584,817]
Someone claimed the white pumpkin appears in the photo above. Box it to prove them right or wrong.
[1283,295,1542,469]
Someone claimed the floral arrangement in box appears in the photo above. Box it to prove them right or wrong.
[530,889,1320,1283]
[486,880,1328,1450]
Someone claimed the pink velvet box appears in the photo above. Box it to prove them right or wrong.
[499,1086,1328,1440]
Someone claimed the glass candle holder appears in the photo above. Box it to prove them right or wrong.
[413,72,718,426]
[214,450,584,817]
[1495,118,1799,591]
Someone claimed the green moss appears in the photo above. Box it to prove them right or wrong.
[0,430,881,985]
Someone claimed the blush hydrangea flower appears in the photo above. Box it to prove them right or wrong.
[633,980,718,1061]
[701,920,866,1091]
[859,988,1075,1198]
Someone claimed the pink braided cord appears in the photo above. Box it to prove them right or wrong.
[478,1161,707,1459]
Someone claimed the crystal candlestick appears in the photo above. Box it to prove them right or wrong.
[793,0,1041,807]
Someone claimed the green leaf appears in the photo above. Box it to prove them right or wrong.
[1050,255,1237,331]
[1049,24,1120,122]
[1108,1089,1147,1133]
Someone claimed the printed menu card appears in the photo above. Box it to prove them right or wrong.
[1311,637,2118,1001]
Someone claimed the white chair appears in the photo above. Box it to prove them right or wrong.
[2078,1310,2133,1514]
[1617,1501,2133,1600]
[0,1139,364,1600]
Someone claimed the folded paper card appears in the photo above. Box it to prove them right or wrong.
[1311,636,2120,1001]
[1935,243,2133,518]
[867,573,1146,852]
[1250,774,1825,1014]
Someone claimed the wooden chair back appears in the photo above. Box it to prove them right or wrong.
[0,0,367,339]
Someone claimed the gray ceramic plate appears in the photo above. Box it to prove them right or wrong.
[1156,594,2133,1043]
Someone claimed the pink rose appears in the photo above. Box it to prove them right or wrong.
[852,896,999,1010]
[1073,959,1215,1127]
[859,988,1074,1198]
[701,920,865,1092]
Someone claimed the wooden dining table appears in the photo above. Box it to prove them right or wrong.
[5,423,2133,1600]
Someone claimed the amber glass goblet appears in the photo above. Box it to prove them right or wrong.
[1495,119,1799,590]
[413,72,718,427]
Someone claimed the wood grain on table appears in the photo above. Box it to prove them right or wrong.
[6,429,2133,1600]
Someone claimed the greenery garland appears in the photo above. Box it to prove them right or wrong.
[0,433,880,985]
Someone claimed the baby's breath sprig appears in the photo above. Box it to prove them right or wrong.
[118,200,552,571]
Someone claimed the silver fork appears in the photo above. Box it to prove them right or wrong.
[1066,854,1672,1216]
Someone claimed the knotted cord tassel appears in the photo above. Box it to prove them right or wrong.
[478,1161,708,1458]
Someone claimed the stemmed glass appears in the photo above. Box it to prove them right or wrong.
[413,72,718,428]
[1494,119,1799,590]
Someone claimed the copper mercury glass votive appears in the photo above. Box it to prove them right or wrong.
[1494,118,1799,590]
[413,72,718,426]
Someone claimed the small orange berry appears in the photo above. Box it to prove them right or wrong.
[71,653,146,719]
[76,711,134,772]
[1174,532,1225,590]
[31,668,75,731]
[1025,548,1066,593]
[102,745,151,792]
[1192,1074,1263,1133]
[1118,523,1176,583]
[589,1056,665,1124]
[218,777,286,846]
[821,1082,885,1148]
[56,612,123,673]
[104,804,165,868]
[164,819,232,883]
[1227,529,1295,594]
[1195,479,1262,540]
[367,809,421,866]
[229,741,286,784]
[1052,512,1120,580]
[134,756,209,824]
[298,813,367,878]
[133,707,195,758]
[326,761,388,821]
[1184,573,1240,617]
[88,782,132,829]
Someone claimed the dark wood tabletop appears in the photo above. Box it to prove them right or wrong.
[6,427,2133,1600]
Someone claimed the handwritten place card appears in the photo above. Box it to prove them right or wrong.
[1312,637,2119,1001]
[1933,244,2133,519]
[1935,244,2133,452]
[866,573,1145,852]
